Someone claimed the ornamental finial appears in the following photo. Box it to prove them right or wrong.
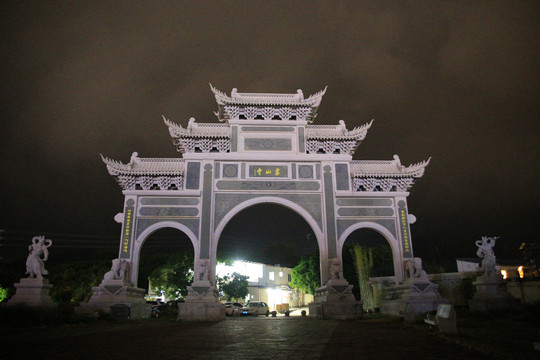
[129,152,139,168]
[392,155,404,172]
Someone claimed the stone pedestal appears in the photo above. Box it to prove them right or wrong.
[6,278,55,307]
[308,279,363,320]
[177,280,225,321]
[468,274,520,314]
[78,279,151,319]
[381,279,448,323]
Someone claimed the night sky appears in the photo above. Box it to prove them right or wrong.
[1,1,538,269]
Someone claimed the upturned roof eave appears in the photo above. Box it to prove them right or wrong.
[101,154,185,176]
[210,84,327,107]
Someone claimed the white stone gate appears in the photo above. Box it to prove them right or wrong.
[97,85,430,320]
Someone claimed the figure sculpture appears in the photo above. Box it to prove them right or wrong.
[187,117,196,132]
[476,236,498,276]
[25,236,52,279]
[328,258,343,280]
[404,257,429,281]
[392,154,405,172]
[103,258,130,282]
[128,152,139,168]
[338,120,347,134]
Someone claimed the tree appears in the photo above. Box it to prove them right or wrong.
[290,252,320,295]
[0,285,8,303]
[148,251,193,300]
[48,259,110,304]
[220,272,249,301]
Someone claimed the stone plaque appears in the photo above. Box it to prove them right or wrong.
[244,138,292,151]
[249,165,288,178]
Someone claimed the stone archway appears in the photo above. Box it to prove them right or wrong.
[96,85,432,320]
[131,221,199,287]
[338,222,403,282]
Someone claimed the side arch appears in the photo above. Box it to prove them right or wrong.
[212,196,326,282]
[338,221,403,282]
[130,221,200,286]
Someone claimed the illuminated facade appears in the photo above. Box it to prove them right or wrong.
[100,85,430,320]
[215,260,313,309]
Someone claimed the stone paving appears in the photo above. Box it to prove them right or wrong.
[2,315,491,360]
[187,317,337,359]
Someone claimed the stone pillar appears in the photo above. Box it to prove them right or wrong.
[177,280,224,321]
[7,278,55,307]
[380,278,448,323]
[78,258,151,318]
[468,274,520,314]
[309,278,363,319]
[81,279,151,319]
[380,257,448,323]
[177,258,224,321]
[309,258,363,319]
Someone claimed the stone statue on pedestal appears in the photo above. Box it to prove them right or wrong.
[469,236,519,313]
[25,236,52,279]
[7,236,55,306]
[475,236,498,276]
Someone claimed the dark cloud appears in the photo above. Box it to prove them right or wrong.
[1,1,538,265]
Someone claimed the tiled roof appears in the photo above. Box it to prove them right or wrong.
[306,120,373,140]
[350,157,431,178]
[210,84,327,107]
[164,116,230,138]
[101,154,185,176]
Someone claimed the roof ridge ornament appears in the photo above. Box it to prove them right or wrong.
[209,83,327,119]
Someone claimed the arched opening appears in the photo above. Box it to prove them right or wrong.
[341,228,395,305]
[215,202,320,313]
[135,227,194,304]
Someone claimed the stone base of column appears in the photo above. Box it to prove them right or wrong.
[380,279,448,323]
[177,280,225,321]
[6,278,55,307]
[468,274,520,314]
[77,279,151,319]
[308,279,363,320]
[177,301,224,321]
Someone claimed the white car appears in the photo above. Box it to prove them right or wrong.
[241,301,270,316]
[224,302,243,316]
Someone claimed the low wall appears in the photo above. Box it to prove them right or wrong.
[506,280,540,304]
[371,273,540,307]
[428,272,477,307]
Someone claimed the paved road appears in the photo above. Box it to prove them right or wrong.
[3,316,488,360]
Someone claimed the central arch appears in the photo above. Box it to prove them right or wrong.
[211,196,325,282]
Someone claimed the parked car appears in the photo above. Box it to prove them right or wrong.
[224,302,244,316]
[241,301,270,316]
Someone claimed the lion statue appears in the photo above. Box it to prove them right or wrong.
[328,257,343,280]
